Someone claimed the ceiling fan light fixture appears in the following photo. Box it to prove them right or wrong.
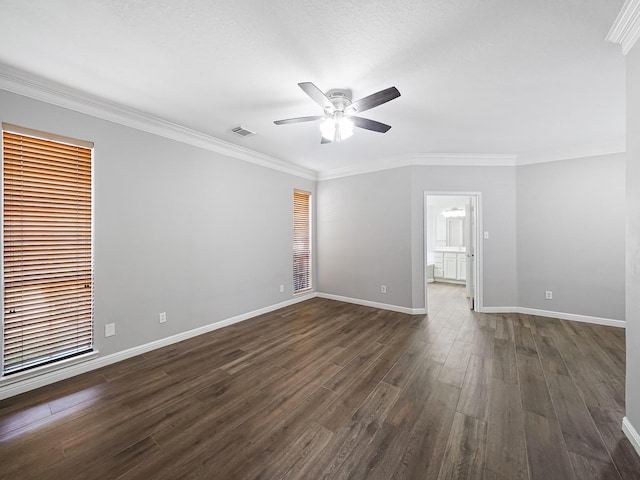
[321,116,354,142]
[274,82,400,144]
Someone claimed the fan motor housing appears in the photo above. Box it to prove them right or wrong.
[326,89,352,112]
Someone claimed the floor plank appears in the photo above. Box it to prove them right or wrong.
[568,451,622,480]
[517,353,556,419]
[437,411,487,479]
[392,382,460,479]
[492,338,518,385]
[544,370,612,463]
[456,354,492,422]
[533,334,570,375]
[438,339,473,388]
[523,411,576,480]
[486,379,528,480]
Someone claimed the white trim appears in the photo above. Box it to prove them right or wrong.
[317,154,517,181]
[517,307,625,328]
[0,293,315,400]
[316,292,427,315]
[2,122,94,149]
[0,290,624,399]
[480,306,625,328]
[479,306,520,314]
[516,147,626,166]
[622,417,640,457]
[0,350,99,386]
[316,148,626,181]
[607,0,640,55]
[1,64,624,180]
[0,65,316,181]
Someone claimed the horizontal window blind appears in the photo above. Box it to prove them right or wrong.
[3,126,94,375]
[293,190,311,292]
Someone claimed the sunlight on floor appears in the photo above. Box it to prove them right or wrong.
[0,386,102,442]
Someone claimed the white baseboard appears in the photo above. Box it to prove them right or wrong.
[479,306,625,328]
[0,293,316,400]
[623,417,640,458]
[2,292,621,400]
[479,306,519,314]
[317,292,427,315]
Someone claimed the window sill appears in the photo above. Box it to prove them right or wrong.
[294,288,314,295]
[1,350,99,386]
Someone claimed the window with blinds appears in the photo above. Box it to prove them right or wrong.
[293,190,311,293]
[2,124,94,375]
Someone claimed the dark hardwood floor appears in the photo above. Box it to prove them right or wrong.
[1,283,638,479]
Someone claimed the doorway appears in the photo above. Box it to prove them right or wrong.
[424,193,482,313]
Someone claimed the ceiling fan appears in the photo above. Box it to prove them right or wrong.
[274,82,401,143]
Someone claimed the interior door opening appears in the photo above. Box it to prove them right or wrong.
[425,193,481,313]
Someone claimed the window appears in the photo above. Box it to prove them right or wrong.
[293,190,311,293]
[2,124,93,375]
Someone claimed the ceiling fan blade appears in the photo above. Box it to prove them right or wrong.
[351,116,392,133]
[321,136,332,144]
[274,115,324,125]
[298,82,335,112]
[346,86,400,114]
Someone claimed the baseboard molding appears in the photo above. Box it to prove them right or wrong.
[479,306,519,314]
[517,307,625,328]
[317,292,427,315]
[2,293,621,400]
[479,306,625,328]
[0,293,316,400]
[623,417,640,457]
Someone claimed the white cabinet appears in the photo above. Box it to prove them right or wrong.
[444,253,457,279]
[457,254,466,281]
[433,250,466,282]
[434,252,444,278]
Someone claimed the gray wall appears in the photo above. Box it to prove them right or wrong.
[626,41,640,436]
[319,160,626,320]
[0,90,315,358]
[316,167,413,308]
[316,164,518,311]
[410,165,518,310]
[517,154,626,319]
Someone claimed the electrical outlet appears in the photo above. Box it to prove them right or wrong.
[159,312,166,323]
[545,291,553,300]
[381,285,387,294]
[105,323,115,337]
[484,231,489,239]
[279,284,284,293]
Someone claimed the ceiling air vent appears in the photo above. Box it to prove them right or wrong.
[231,125,256,137]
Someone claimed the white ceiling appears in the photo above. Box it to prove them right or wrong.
[0,0,626,174]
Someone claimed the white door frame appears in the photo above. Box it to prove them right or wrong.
[423,191,483,313]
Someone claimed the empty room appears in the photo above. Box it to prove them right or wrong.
[1,1,639,479]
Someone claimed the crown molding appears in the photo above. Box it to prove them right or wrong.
[0,64,317,181]
[316,144,627,180]
[1,64,623,183]
[607,0,640,55]
[516,145,625,165]
[317,153,518,180]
